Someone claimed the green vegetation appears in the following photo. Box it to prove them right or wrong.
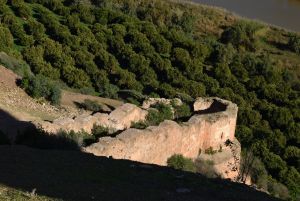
[131,103,173,129]
[15,127,85,150]
[15,125,114,149]
[288,34,300,54]
[20,74,61,105]
[79,99,103,112]
[167,155,218,179]
[146,103,173,126]
[0,0,299,199]
[167,154,196,172]
[239,149,290,199]
[172,101,192,120]
[195,159,218,178]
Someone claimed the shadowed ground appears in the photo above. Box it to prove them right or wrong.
[0,109,35,141]
[0,145,281,201]
[0,108,280,201]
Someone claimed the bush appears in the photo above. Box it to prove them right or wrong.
[131,121,148,129]
[0,130,10,145]
[80,99,103,112]
[221,21,261,51]
[21,74,61,105]
[91,125,110,138]
[146,103,173,126]
[15,127,84,150]
[195,159,218,178]
[288,34,300,54]
[167,154,196,172]
[0,25,14,51]
[173,102,192,120]
[0,52,31,77]
[267,177,290,200]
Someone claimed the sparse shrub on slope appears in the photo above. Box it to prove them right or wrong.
[20,74,61,105]
[79,99,103,112]
[15,127,82,150]
[195,159,218,178]
[288,34,300,54]
[172,102,192,121]
[167,154,196,172]
[221,21,262,51]
[146,103,173,126]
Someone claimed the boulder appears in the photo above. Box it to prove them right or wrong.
[108,103,148,130]
[193,97,214,111]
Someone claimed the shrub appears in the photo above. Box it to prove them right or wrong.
[91,125,110,138]
[15,127,83,150]
[21,74,61,105]
[288,34,300,54]
[221,21,262,51]
[146,103,173,126]
[195,159,218,178]
[0,52,31,77]
[172,102,192,120]
[0,25,13,51]
[80,99,103,112]
[131,121,148,129]
[267,177,290,200]
[167,154,196,172]
[0,130,10,145]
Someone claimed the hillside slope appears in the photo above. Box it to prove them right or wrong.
[0,0,299,199]
[0,65,122,139]
[0,145,280,201]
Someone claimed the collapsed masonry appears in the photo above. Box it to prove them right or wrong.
[37,97,240,180]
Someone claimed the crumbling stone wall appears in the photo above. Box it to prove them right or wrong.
[38,97,239,179]
[84,97,239,179]
[36,103,148,133]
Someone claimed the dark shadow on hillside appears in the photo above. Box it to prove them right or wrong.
[0,109,36,142]
[267,40,290,52]
[0,146,281,201]
[0,110,280,201]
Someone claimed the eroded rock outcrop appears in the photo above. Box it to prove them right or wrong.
[142,97,182,109]
[84,97,239,180]
[37,97,239,180]
[36,103,148,133]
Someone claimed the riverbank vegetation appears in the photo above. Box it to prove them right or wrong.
[0,0,299,199]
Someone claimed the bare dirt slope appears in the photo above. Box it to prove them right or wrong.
[60,90,123,113]
[0,65,122,138]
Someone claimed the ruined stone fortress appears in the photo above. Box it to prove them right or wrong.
[38,97,240,180]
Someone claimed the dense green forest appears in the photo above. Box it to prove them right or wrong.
[0,0,299,199]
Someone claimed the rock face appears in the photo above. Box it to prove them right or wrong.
[85,97,239,180]
[193,97,214,111]
[142,98,182,109]
[108,103,148,130]
[37,103,148,133]
[198,138,241,180]
[37,97,239,180]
